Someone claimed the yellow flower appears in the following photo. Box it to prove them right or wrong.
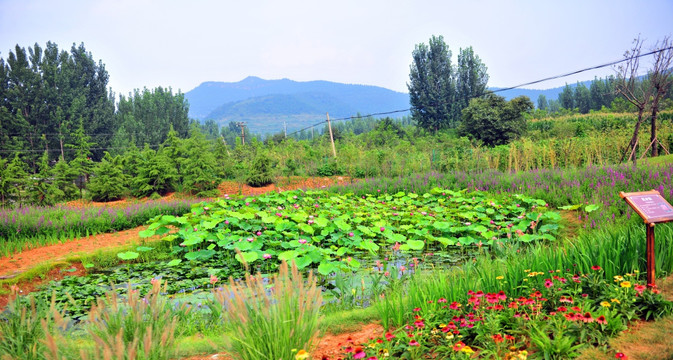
[527,272,536,277]
[496,276,505,280]
[523,278,529,282]
[600,301,611,307]
[461,346,475,354]
[295,350,309,360]
[524,269,531,272]
[620,281,632,288]
[613,275,624,282]
[446,333,454,340]
[382,349,390,357]
[611,298,621,304]
[368,343,377,348]
[440,323,447,328]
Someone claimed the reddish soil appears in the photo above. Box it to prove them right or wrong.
[0,226,150,278]
[0,262,86,308]
[183,323,384,360]
[217,176,353,197]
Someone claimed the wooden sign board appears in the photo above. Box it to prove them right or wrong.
[620,190,673,224]
[619,189,673,286]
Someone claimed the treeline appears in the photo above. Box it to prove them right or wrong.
[536,75,673,115]
[0,42,191,169]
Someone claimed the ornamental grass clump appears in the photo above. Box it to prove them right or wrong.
[74,281,180,360]
[0,289,55,360]
[214,261,322,360]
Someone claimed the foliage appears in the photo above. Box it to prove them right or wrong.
[87,152,128,202]
[213,261,322,360]
[0,292,51,360]
[245,153,274,187]
[181,126,220,197]
[458,94,534,146]
[348,268,670,360]
[29,151,60,206]
[131,145,176,198]
[140,189,559,273]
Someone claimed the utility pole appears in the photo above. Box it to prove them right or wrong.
[235,122,246,145]
[284,121,287,138]
[326,112,337,159]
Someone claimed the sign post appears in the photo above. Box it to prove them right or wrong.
[620,190,673,286]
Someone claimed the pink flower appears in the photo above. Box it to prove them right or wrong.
[298,239,307,244]
[409,340,419,346]
[380,227,385,232]
[348,232,354,237]
[210,274,218,285]
[256,231,262,236]
[263,254,272,259]
[353,349,366,359]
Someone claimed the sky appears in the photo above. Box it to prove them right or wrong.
[1,0,672,97]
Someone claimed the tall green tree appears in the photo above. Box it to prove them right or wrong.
[537,94,548,110]
[559,84,575,110]
[574,83,591,114]
[181,126,220,197]
[0,157,11,207]
[408,35,455,131]
[455,46,489,118]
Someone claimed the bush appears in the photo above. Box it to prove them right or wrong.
[246,154,274,187]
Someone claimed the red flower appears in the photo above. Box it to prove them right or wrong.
[557,306,568,312]
[437,297,447,303]
[453,341,466,351]
[449,301,461,310]
[492,334,504,343]
[409,340,419,346]
[596,315,607,324]
[591,265,602,271]
[413,307,421,312]
[615,353,628,359]
[582,312,594,323]
[385,332,395,341]
[505,334,515,341]
[353,349,366,359]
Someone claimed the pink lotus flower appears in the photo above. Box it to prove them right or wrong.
[263,254,272,259]
[210,274,218,285]
[348,232,354,237]
[298,239,307,244]
[256,231,262,236]
[380,227,385,232]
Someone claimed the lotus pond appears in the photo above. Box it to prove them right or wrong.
[34,188,561,319]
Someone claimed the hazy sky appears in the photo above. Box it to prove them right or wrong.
[1,0,672,97]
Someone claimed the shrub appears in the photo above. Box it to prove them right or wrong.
[245,154,274,187]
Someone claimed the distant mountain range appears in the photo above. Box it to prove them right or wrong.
[185,76,410,135]
[184,76,595,135]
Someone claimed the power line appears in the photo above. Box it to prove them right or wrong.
[0,144,163,154]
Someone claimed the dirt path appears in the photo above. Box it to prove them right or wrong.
[0,225,146,278]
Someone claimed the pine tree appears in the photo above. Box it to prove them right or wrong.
[52,156,78,202]
[29,151,59,206]
[181,126,220,197]
[88,152,128,202]
[67,118,96,198]
[6,154,29,206]
[0,157,11,207]
[132,145,177,198]
[246,152,274,187]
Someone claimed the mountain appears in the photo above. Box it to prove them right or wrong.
[185,76,410,134]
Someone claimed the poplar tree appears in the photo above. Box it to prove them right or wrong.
[6,154,29,206]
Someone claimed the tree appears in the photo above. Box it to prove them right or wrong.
[574,83,591,114]
[67,118,96,198]
[537,94,548,111]
[458,94,533,147]
[181,126,220,197]
[408,35,455,131]
[132,145,176,198]
[616,36,653,163]
[559,84,575,110]
[0,157,11,207]
[647,36,673,157]
[51,156,78,202]
[246,152,274,187]
[87,152,128,202]
[29,151,59,206]
[6,154,29,206]
[455,47,489,118]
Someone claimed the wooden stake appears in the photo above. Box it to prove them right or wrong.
[326,112,337,159]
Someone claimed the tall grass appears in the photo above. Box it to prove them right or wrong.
[213,261,322,360]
